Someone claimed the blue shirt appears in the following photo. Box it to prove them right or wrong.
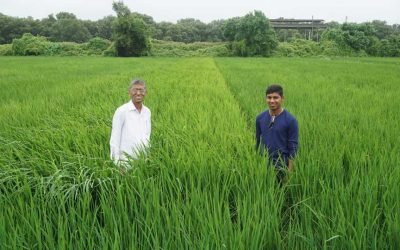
[256,109,299,167]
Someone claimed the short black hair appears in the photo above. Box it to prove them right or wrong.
[266,84,283,97]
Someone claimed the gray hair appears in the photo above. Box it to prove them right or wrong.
[128,79,146,90]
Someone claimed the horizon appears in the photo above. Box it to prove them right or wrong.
[1,11,399,26]
[1,0,400,25]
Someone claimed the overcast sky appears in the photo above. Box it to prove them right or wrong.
[2,0,399,24]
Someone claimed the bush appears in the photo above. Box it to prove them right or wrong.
[56,42,86,56]
[274,39,321,57]
[150,40,231,57]
[321,40,368,57]
[379,34,400,57]
[197,44,231,57]
[230,40,248,57]
[44,42,62,56]
[274,43,296,57]
[12,33,49,56]
[293,39,321,55]
[103,43,117,57]
[45,40,110,56]
[0,44,13,56]
[85,37,112,55]
[319,41,344,56]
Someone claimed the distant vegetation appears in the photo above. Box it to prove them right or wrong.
[0,3,399,57]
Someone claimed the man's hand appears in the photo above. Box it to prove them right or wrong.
[288,160,294,172]
[119,167,126,175]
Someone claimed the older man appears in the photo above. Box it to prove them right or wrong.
[110,79,151,164]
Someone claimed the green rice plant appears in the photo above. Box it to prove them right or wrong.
[215,57,400,249]
[1,56,399,249]
[0,57,281,249]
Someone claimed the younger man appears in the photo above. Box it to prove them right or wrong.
[256,84,298,181]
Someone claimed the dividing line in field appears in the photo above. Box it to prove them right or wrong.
[211,58,256,132]
[148,58,257,169]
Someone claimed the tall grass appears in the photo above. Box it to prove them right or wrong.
[1,56,399,249]
[1,57,281,249]
[215,57,400,248]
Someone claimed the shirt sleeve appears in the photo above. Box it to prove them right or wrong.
[110,108,124,163]
[255,117,261,151]
[288,118,299,159]
[146,110,151,143]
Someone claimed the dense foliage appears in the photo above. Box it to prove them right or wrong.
[150,40,230,57]
[12,33,48,56]
[0,33,112,56]
[223,11,277,56]
[0,8,400,57]
[112,2,151,57]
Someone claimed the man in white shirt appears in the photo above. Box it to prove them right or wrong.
[110,79,151,164]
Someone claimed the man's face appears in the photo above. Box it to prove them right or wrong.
[266,92,284,111]
[129,84,147,104]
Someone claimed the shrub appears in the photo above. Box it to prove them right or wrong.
[85,37,112,55]
[274,39,321,57]
[230,40,248,57]
[0,44,13,56]
[55,42,86,56]
[12,33,49,56]
[274,43,296,57]
[379,34,400,57]
[198,44,231,57]
[319,41,344,56]
[103,43,117,57]
[150,40,230,57]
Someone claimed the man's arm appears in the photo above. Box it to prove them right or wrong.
[145,111,151,143]
[110,108,124,164]
[287,118,299,171]
[255,117,262,151]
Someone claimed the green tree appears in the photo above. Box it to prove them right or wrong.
[369,20,393,40]
[153,21,174,40]
[132,12,158,37]
[222,17,241,41]
[50,12,90,42]
[205,20,226,42]
[379,34,400,56]
[112,2,151,56]
[321,23,384,55]
[96,16,115,40]
[82,20,98,38]
[176,18,207,43]
[277,29,303,42]
[223,11,277,56]
[0,14,41,44]
[39,14,57,38]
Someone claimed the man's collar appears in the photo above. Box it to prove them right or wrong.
[127,101,144,112]
[127,101,137,111]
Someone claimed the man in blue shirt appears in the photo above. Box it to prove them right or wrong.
[256,84,299,182]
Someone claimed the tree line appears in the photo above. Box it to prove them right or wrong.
[1,2,400,57]
[2,10,399,44]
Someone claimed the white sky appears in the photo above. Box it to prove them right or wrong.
[1,0,399,24]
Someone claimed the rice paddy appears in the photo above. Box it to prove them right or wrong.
[1,56,399,249]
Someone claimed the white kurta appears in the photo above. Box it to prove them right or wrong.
[110,101,151,163]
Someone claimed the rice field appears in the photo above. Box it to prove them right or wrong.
[0,56,399,249]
